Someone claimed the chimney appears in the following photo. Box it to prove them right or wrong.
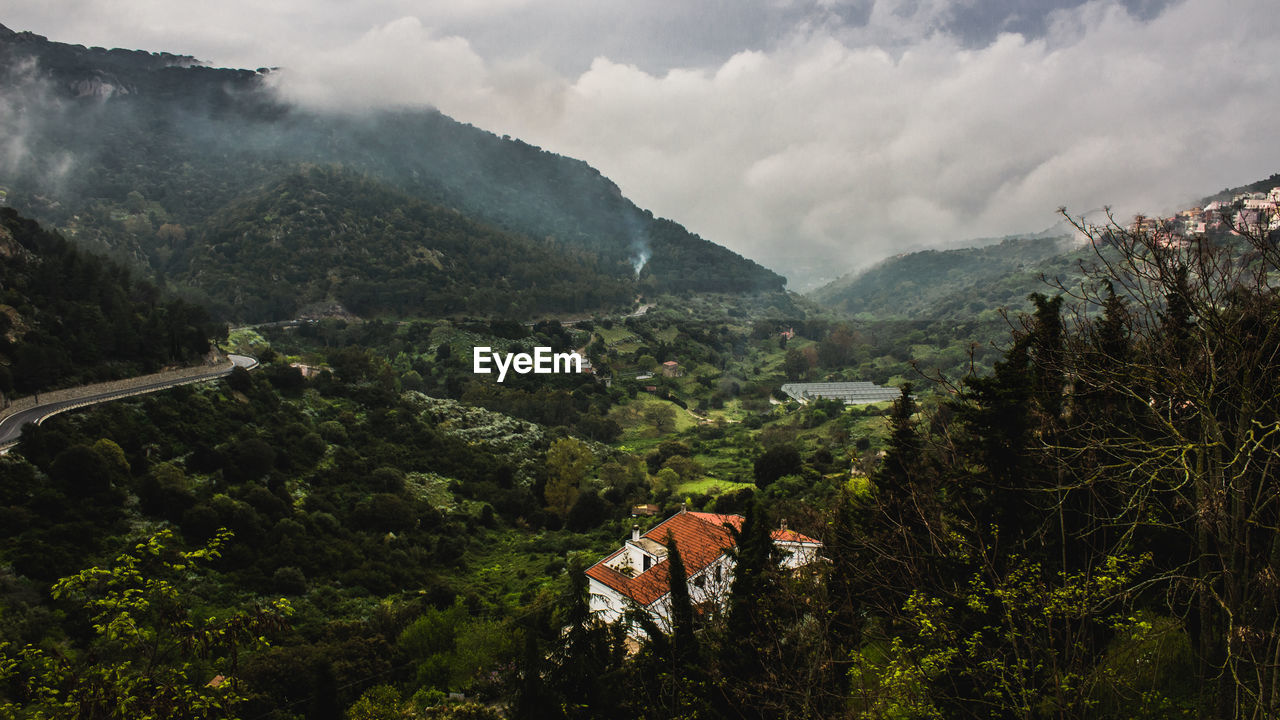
[780,518,788,532]
[631,524,640,542]
[680,503,687,514]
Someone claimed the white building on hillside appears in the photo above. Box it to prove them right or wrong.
[585,509,822,634]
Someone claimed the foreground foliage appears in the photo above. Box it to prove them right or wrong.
[1,530,290,719]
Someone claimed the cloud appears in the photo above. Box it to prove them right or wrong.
[513,0,1280,285]
[0,57,78,192]
[8,0,1280,287]
[257,0,1280,286]
[270,18,489,112]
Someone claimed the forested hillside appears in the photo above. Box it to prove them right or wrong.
[0,24,783,322]
[811,235,1076,320]
[0,284,869,718]
[179,167,635,321]
[0,208,220,395]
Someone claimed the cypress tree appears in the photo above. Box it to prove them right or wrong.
[720,495,776,719]
[825,486,865,697]
[665,532,697,666]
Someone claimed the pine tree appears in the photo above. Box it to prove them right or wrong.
[951,335,1037,548]
[824,486,866,696]
[879,382,922,508]
[1027,293,1065,424]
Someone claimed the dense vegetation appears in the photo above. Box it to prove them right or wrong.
[828,211,1280,719]
[811,235,1076,320]
[180,167,636,321]
[0,287,863,717]
[4,198,1280,718]
[0,208,221,396]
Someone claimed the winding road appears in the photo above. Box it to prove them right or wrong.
[0,354,258,450]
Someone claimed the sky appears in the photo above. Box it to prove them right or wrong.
[6,0,1280,288]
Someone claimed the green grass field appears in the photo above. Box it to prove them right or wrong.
[609,393,699,450]
[674,477,756,497]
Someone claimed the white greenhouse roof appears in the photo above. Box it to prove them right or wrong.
[780,381,902,405]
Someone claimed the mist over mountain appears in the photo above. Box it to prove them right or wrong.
[811,167,1280,325]
[0,24,784,322]
[810,235,1080,320]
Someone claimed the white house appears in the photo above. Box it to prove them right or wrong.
[585,509,822,635]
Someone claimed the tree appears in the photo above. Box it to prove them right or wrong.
[782,347,810,381]
[879,382,921,492]
[719,495,779,718]
[546,555,626,718]
[626,534,711,720]
[0,530,291,718]
[1046,208,1280,717]
[660,455,702,486]
[643,403,678,434]
[665,533,697,664]
[816,323,857,368]
[847,381,944,624]
[645,440,691,474]
[226,365,253,393]
[753,443,802,488]
[345,685,406,720]
[565,489,609,532]
[544,437,593,517]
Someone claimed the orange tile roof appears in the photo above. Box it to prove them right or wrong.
[585,511,819,607]
[772,528,821,544]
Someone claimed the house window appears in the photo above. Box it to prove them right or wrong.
[714,565,721,583]
[693,575,705,589]
[643,555,652,572]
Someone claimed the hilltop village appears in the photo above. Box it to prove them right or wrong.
[1141,185,1280,245]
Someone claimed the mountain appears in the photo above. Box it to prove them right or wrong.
[812,168,1280,324]
[0,24,784,322]
[1201,172,1280,205]
[0,208,220,394]
[810,235,1078,320]
[180,167,635,320]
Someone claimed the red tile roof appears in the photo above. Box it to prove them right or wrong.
[585,511,819,607]
[772,528,821,544]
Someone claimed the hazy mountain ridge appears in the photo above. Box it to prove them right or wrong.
[0,24,783,321]
[810,235,1078,320]
[1200,172,1280,205]
[0,23,272,109]
[811,168,1280,325]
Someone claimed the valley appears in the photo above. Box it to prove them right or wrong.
[3,18,1280,720]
